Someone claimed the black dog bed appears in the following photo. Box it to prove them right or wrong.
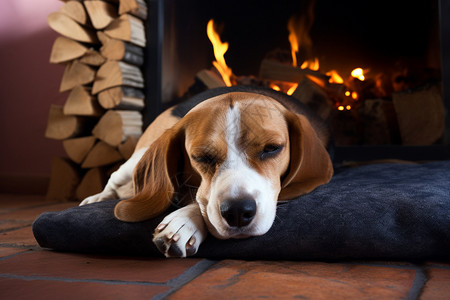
[33,161,450,260]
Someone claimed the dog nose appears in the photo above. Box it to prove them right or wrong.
[220,198,257,227]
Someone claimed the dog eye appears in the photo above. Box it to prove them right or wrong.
[260,144,283,160]
[192,154,217,166]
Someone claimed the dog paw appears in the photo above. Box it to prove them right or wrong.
[153,204,207,258]
[79,191,115,206]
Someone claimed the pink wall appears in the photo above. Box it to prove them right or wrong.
[0,0,67,178]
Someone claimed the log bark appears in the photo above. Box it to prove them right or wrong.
[45,105,91,140]
[291,77,333,121]
[49,36,88,64]
[119,0,147,20]
[63,136,97,164]
[98,86,144,110]
[46,157,81,201]
[63,86,104,116]
[81,141,124,168]
[92,61,144,94]
[104,14,146,47]
[196,69,227,89]
[259,59,328,83]
[360,99,398,145]
[92,110,142,146]
[75,167,107,200]
[84,0,118,29]
[48,12,98,44]
[98,32,144,66]
[60,60,96,92]
[393,84,445,145]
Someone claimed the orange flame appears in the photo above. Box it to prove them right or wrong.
[288,25,299,67]
[207,19,233,87]
[326,70,344,84]
[300,58,319,71]
[351,68,366,81]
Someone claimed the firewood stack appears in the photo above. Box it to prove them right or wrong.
[45,0,147,201]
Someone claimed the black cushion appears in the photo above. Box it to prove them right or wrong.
[33,161,450,260]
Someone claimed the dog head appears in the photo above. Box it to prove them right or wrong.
[114,92,333,239]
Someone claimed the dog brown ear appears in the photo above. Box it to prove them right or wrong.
[114,125,186,222]
[279,112,333,200]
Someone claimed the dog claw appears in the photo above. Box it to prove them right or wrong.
[152,204,207,258]
[156,223,167,232]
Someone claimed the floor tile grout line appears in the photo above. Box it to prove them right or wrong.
[343,261,428,271]
[0,273,169,287]
[153,259,219,300]
[0,248,34,260]
[0,223,33,234]
[0,202,67,216]
[405,265,428,300]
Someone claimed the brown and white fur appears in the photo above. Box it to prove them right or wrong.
[80,87,333,257]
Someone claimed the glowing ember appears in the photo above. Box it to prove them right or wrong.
[346,105,352,110]
[345,91,351,97]
[351,68,366,81]
[270,84,281,91]
[351,91,358,100]
[326,70,344,84]
[338,106,345,111]
[207,19,233,87]
[287,83,298,95]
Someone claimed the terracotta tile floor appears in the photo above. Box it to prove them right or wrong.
[1,194,450,299]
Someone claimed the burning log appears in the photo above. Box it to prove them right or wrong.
[291,77,333,121]
[259,59,328,83]
[196,69,227,89]
[393,84,445,145]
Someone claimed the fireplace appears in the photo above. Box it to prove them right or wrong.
[144,0,450,162]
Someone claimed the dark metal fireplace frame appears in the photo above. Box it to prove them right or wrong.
[144,0,450,162]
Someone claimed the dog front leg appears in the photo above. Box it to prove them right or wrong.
[79,147,148,206]
[153,203,208,258]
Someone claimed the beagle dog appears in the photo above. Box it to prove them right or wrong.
[80,86,333,257]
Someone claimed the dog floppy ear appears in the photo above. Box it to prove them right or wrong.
[279,112,333,200]
[114,125,186,222]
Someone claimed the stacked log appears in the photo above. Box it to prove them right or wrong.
[45,0,147,201]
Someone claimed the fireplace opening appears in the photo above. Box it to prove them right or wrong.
[145,0,450,161]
